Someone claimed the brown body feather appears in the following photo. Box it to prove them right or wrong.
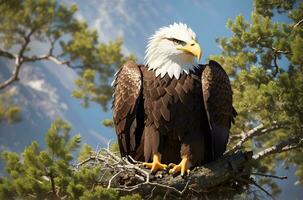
[112,60,235,167]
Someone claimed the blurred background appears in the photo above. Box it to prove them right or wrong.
[0,0,302,199]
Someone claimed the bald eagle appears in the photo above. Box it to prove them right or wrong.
[112,23,236,176]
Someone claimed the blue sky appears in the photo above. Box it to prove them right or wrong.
[70,0,253,61]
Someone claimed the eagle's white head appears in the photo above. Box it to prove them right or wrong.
[144,23,201,79]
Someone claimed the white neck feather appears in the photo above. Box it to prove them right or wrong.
[145,52,198,80]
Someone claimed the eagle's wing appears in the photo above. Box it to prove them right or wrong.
[201,60,237,160]
[112,60,144,159]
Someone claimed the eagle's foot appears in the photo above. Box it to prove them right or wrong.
[168,156,190,176]
[143,153,167,173]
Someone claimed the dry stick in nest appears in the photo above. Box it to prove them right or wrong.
[77,149,253,197]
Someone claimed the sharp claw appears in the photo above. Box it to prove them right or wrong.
[168,163,176,168]
[168,157,190,176]
[143,161,167,173]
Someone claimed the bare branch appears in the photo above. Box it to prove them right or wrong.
[49,172,57,196]
[253,136,303,160]
[229,122,286,152]
[0,49,16,59]
[269,47,290,77]
[24,54,69,65]
[23,54,84,70]
[273,53,280,77]
[107,171,122,189]
[251,172,287,180]
[0,55,22,89]
[0,29,35,90]
[116,181,190,196]
[249,178,275,200]
[271,47,290,55]
[0,29,83,90]
[294,18,303,28]
[230,124,264,151]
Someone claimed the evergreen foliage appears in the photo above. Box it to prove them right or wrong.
[210,0,303,194]
[0,119,141,200]
[0,91,21,124]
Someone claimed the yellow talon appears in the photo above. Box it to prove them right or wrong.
[169,155,190,176]
[143,153,167,173]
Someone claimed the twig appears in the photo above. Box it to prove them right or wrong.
[127,155,143,164]
[107,140,112,150]
[0,29,35,90]
[146,186,157,200]
[122,157,150,182]
[0,55,22,89]
[250,178,275,200]
[230,124,264,151]
[271,47,290,55]
[95,145,101,164]
[107,171,122,189]
[102,148,121,162]
[77,155,107,167]
[116,181,189,196]
[294,18,303,28]
[0,49,16,59]
[272,53,280,77]
[270,47,290,77]
[251,172,287,180]
[253,136,303,160]
[229,122,287,152]
[0,32,83,90]
[203,193,210,200]
[48,172,57,197]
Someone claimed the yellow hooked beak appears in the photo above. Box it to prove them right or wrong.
[177,40,202,60]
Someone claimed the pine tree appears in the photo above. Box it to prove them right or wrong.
[0,91,21,124]
[0,119,142,199]
[210,0,303,194]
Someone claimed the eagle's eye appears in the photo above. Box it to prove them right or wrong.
[167,38,186,46]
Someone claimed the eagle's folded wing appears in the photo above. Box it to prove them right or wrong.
[112,61,144,158]
[201,60,236,159]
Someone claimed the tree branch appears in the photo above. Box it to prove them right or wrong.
[0,33,84,90]
[229,122,286,152]
[249,178,275,200]
[294,18,303,28]
[271,47,290,55]
[0,55,22,90]
[273,53,280,77]
[253,136,303,160]
[251,172,287,180]
[0,29,35,90]
[49,172,57,196]
[24,54,70,65]
[269,47,290,77]
[0,49,16,59]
